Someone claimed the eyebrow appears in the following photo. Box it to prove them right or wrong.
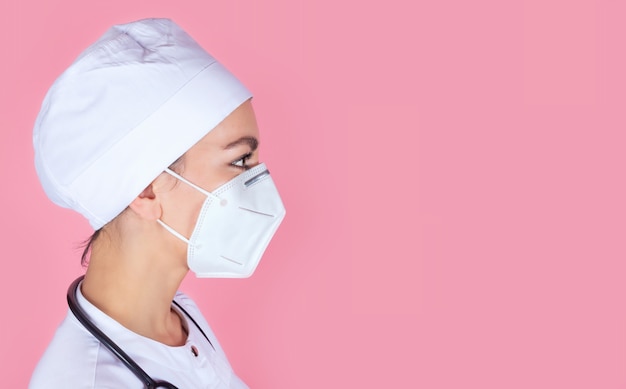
[224,136,259,151]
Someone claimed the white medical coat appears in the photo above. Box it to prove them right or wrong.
[29,284,249,388]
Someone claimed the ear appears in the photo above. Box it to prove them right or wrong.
[128,184,162,221]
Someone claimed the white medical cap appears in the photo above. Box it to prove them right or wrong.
[33,18,252,230]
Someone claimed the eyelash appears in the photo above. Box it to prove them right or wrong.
[231,152,252,170]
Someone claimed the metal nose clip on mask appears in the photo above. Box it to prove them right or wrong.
[157,163,286,278]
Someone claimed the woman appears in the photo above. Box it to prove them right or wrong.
[29,18,285,388]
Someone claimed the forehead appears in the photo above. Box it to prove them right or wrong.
[193,100,259,150]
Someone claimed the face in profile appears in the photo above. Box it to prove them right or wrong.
[154,99,262,246]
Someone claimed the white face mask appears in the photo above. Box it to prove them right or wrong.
[157,163,286,278]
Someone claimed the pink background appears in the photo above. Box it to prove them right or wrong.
[1,0,626,387]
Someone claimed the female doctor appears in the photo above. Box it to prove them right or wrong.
[29,18,285,388]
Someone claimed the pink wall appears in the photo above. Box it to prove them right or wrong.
[2,0,626,387]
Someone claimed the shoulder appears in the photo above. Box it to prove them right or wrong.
[29,310,140,389]
[30,311,98,388]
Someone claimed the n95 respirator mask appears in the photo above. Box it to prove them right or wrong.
[157,163,286,278]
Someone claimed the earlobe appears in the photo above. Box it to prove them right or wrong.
[128,184,162,221]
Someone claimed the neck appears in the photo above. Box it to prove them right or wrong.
[81,229,189,346]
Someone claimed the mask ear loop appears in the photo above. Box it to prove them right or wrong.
[163,168,219,198]
[156,168,222,244]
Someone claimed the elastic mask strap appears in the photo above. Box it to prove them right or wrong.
[157,219,190,244]
[157,168,221,245]
[164,168,221,200]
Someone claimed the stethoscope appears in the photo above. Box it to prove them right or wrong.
[67,275,215,389]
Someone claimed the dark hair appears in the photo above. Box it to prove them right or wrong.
[80,229,101,266]
[79,155,186,266]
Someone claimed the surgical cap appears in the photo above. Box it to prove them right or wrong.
[33,18,252,229]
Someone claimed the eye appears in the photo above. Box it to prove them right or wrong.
[231,152,252,170]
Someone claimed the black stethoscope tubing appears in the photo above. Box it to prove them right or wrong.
[67,275,214,389]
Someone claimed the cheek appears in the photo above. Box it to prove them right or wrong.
[180,194,206,239]
[185,196,206,233]
[162,185,206,239]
